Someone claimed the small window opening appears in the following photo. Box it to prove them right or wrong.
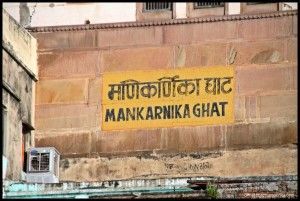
[194,2,224,9]
[144,2,172,11]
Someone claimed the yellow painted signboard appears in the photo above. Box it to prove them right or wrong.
[102,66,234,131]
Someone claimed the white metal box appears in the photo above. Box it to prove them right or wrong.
[26,147,60,183]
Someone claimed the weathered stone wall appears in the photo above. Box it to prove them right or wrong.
[31,11,297,181]
[217,178,297,199]
[3,9,37,76]
[58,147,297,182]
[2,49,35,180]
[2,90,22,180]
[2,9,37,181]
[3,51,34,126]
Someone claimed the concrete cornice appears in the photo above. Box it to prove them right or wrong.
[2,81,21,102]
[2,41,38,82]
[27,10,297,33]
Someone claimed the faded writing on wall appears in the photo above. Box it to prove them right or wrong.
[165,162,213,172]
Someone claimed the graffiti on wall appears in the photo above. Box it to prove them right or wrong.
[102,66,234,130]
[165,162,212,172]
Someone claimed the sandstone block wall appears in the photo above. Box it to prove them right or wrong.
[31,11,297,180]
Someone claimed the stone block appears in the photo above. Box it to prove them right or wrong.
[286,37,297,63]
[100,46,174,73]
[161,128,180,152]
[36,78,89,105]
[250,121,296,146]
[226,121,296,149]
[95,114,102,129]
[93,129,162,154]
[236,64,295,95]
[259,92,297,119]
[230,39,285,66]
[293,15,297,36]
[35,104,99,119]
[88,77,102,105]
[160,126,223,152]
[178,126,223,152]
[34,32,70,50]
[35,113,98,131]
[237,17,293,40]
[226,123,250,148]
[146,129,162,150]
[282,122,297,144]
[245,95,258,119]
[164,21,237,45]
[174,43,227,68]
[96,26,163,48]
[34,30,97,50]
[35,132,92,156]
[292,67,297,90]
[37,51,100,79]
[68,30,97,49]
[234,95,245,122]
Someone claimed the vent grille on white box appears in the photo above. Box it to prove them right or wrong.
[26,147,60,183]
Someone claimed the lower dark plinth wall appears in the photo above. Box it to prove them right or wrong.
[56,146,297,182]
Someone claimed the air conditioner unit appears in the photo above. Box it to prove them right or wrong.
[26,147,60,183]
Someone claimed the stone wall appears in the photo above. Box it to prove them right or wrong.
[217,178,297,199]
[2,49,36,180]
[2,9,37,181]
[58,147,297,182]
[3,9,37,76]
[31,11,297,181]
